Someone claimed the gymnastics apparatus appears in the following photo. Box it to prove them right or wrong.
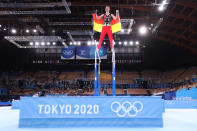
[11,6,165,128]
[92,6,121,96]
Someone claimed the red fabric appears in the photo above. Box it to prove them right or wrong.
[97,26,113,51]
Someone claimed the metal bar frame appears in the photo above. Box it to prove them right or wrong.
[112,44,116,96]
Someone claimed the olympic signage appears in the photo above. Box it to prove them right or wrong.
[165,100,197,109]
[176,87,197,99]
[18,96,164,127]
[61,46,75,59]
[76,46,107,59]
[111,101,143,117]
[19,97,163,118]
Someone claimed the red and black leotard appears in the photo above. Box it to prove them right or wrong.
[97,14,114,51]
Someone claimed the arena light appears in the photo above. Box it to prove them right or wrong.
[119,41,122,45]
[73,42,77,45]
[47,42,50,46]
[158,0,167,12]
[139,26,147,35]
[136,41,139,45]
[77,41,81,46]
[3,28,6,31]
[0,24,1,27]
[124,41,128,46]
[158,5,165,11]
[26,29,30,33]
[29,42,33,46]
[52,30,55,33]
[35,42,39,46]
[41,42,45,46]
[91,41,95,45]
[52,42,56,45]
[104,42,106,45]
[11,29,17,34]
[70,42,73,45]
[62,42,66,45]
[129,41,133,45]
[33,29,37,33]
[121,29,124,33]
[162,0,167,4]
[87,41,91,46]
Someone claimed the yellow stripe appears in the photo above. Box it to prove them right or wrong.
[93,21,103,32]
[111,22,122,33]
[94,21,121,33]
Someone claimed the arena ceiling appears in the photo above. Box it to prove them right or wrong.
[0,0,197,70]
[0,0,196,51]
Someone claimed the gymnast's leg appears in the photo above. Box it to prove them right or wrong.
[106,26,113,51]
[97,26,107,51]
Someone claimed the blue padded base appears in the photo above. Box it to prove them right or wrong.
[19,118,163,128]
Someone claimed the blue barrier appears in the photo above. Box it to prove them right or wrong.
[12,98,197,110]
[11,100,20,109]
[0,102,11,106]
[17,96,164,128]
[164,91,176,100]
[176,87,197,99]
[0,88,8,95]
[46,94,67,97]
[165,100,197,109]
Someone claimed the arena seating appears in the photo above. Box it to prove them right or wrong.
[175,67,197,83]
[58,71,84,81]
[141,70,161,78]
[0,66,197,97]
[161,69,185,83]
[116,71,140,84]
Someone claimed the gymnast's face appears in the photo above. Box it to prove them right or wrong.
[105,6,110,13]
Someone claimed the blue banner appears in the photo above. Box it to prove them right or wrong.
[0,88,8,95]
[76,46,107,59]
[164,91,176,100]
[61,46,75,59]
[0,102,11,106]
[19,96,163,119]
[76,46,90,59]
[90,46,107,59]
[176,87,197,100]
[165,100,197,109]
[12,100,20,109]
[18,96,164,127]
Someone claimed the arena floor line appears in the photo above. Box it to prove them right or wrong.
[0,107,197,131]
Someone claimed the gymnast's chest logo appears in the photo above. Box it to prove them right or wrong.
[111,101,143,117]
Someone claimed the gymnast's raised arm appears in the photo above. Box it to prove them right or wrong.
[96,10,104,20]
[111,10,119,20]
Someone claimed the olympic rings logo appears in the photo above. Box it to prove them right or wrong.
[63,50,73,55]
[111,101,143,117]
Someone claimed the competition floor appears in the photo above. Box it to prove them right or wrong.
[0,106,197,131]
